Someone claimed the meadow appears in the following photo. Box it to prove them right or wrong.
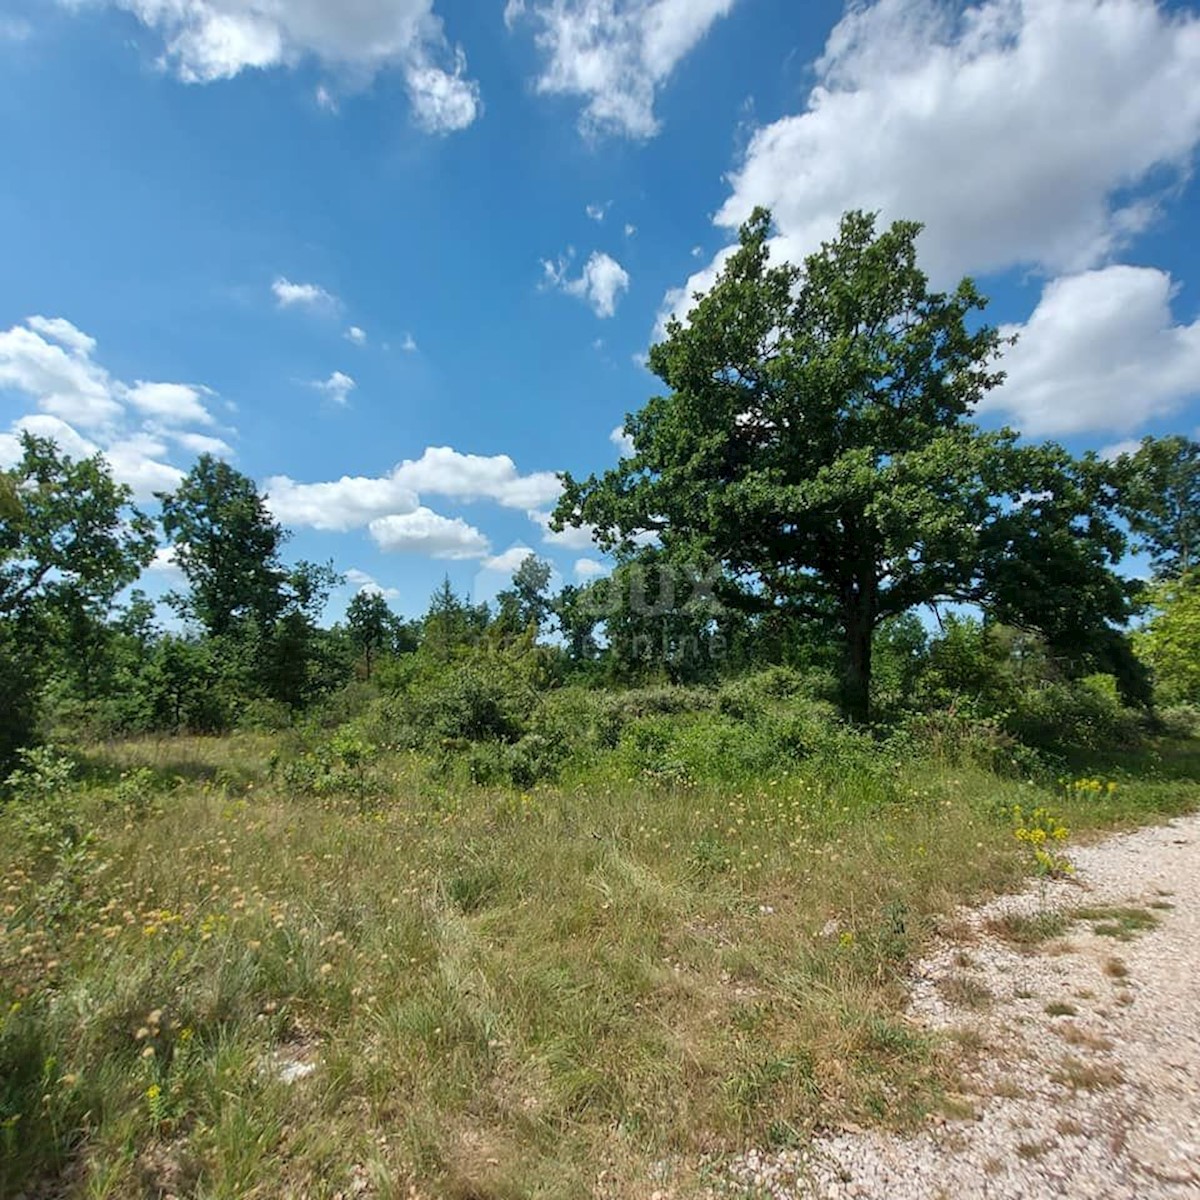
[4,681,1197,1199]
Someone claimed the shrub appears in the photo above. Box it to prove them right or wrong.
[1005,679,1142,752]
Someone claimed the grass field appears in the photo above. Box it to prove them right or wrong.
[2,732,1198,1199]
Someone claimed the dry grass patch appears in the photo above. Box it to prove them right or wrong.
[1052,1057,1124,1091]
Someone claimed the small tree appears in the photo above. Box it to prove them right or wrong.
[1,435,155,769]
[347,590,394,679]
[1116,435,1200,578]
[159,455,288,638]
[1135,574,1200,705]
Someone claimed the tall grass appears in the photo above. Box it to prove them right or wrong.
[2,729,1196,1198]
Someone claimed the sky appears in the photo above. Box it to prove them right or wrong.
[2,0,1200,622]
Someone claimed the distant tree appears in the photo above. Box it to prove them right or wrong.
[260,561,342,707]
[1116,435,1200,578]
[347,590,394,679]
[1,434,155,625]
[1135,575,1200,705]
[1,435,155,769]
[554,209,1136,719]
[159,455,287,638]
[496,555,554,636]
[422,577,488,661]
[553,583,601,664]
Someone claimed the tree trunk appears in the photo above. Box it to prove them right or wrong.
[842,613,873,724]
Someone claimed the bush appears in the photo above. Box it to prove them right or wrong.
[1158,704,1200,739]
[1004,678,1143,753]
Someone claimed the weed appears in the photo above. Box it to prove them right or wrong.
[1044,1001,1077,1017]
[939,975,993,1010]
[1074,906,1159,941]
[1052,1057,1124,1091]
[985,910,1070,947]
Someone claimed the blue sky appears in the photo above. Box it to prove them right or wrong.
[2,0,1200,621]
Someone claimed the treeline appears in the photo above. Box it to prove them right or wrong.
[3,208,1199,777]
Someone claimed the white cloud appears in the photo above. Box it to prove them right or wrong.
[272,277,337,310]
[575,557,608,579]
[264,473,420,532]
[370,508,490,558]
[610,424,635,456]
[482,545,537,574]
[699,0,1200,289]
[406,49,482,134]
[624,223,637,238]
[345,326,367,346]
[0,319,123,430]
[586,201,610,222]
[345,567,401,600]
[315,83,338,112]
[146,545,183,577]
[168,430,235,457]
[401,332,419,353]
[264,446,561,532]
[1100,438,1145,462]
[125,381,216,426]
[313,371,357,406]
[0,414,98,467]
[529,508,600,550]
[0,315,229,498]
[26,315,97,356]
[544,250,630,317]
[78,0,481,132]
[980,265,1200,437]
[396,447,562,508]
[509,0,738,138]
[103,433,186,497]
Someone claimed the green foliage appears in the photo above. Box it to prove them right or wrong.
[1115,435,1200,578]
[1,434,155,625]
[159,455,289,638]
[1134,574,1200,704]
[553,209,1133,720]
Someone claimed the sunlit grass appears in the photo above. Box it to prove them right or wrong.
[2,736,1196,1197]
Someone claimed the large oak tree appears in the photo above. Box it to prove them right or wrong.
[553,210,1138,719]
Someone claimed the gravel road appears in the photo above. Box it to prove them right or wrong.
[721,812,1200,1199]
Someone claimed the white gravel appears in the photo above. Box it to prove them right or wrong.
[719,812,1200,1199]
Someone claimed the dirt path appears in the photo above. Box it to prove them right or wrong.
[723,813,1200,1199]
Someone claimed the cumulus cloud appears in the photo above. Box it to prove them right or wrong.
[575,557,608,579]
[586,201,610,222]
[0,315,225,497]
[126,381,216,426]
[345,568,401,600]
[0,318,123,429]
[0,414,98,467]
[313,371,357,406]
[146,545,184,577]
[369,508,490,558]
[529,508,600,551]
[272,277,338,310]
[406,49,482,133]
[345,326,367,346]
[264,447,562,533]
[168,430,235,457]
[482,545,537,574]
[264,473,420,533]
[980,265,1200,437]
[610,424,635,456]
[401,332,419,353]
[509,0,737,138]
[694,0,1200,290]
[543,250,630,317]
[74,0,481,132]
